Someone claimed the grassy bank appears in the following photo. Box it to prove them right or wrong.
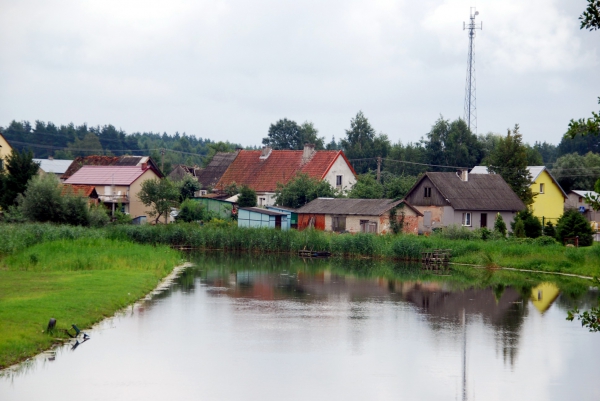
[1,223,600,278]
[0,237,180,369]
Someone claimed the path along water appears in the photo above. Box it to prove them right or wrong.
[1,254,599,401]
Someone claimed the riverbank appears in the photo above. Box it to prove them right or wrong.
[0,237,181,369]
[2,223,600,277]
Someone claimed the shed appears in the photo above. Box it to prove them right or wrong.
[194,197,235,220]
[295,198,423,234]
[266,205,297,229]
[238,207,289,230]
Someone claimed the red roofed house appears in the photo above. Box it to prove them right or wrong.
[64,164,162,220]
[215,144,357,207]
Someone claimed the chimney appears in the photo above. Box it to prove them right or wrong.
[458,169,468,182]
[48,155,54,161]
[259,146,272,160]
[302,143,316,162]
[142,162,148,170]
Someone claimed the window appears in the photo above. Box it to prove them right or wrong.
[539,183,545,194]
[336,175,343,187]
[462,212,472,227]
[259,197,266,206]
[332,215,346,232]
[424,187,431,198]
[579,196,584,203]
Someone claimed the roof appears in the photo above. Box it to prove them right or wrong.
[411,172,526,211]
[196,151,239,189]
[62,155,162,179]
[571,190,599,197]
[296,198,422,216]
[216,149,355,192]
[470,165,567,199]
[64,166,152,186]
[168,164,203,181]
[61,184,97,197]
[34,159,73,174]
[239,207,288,216]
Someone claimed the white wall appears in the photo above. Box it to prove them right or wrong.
[323,155,356,193]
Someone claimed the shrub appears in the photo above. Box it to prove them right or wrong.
[89,204,110,227]
[543,221,556,238]
[237,185,257,208]
[436,224,478,240]
[533,236,558,246]
[513,218,526,238]
[493,213,507,237]
[555,209,594,247]
[176,199,206,223]
[510,209,542,238]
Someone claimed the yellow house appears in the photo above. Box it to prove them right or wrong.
[530,282,560,314]
[0,132,13,171]
[528,166,567,223]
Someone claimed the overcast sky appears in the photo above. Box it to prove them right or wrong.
[1,0,598,148]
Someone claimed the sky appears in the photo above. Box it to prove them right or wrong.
[0,0,598,148]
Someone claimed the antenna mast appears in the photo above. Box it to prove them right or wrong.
[463,7,482,134]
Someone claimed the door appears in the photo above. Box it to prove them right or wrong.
[423,211,431,228]
[275,216,281,229]
[480,213,487,228]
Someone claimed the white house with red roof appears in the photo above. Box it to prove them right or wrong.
[215,144,357,207]
[64,164,161,221]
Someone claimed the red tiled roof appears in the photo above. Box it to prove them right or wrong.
[215,150,355,192]
[64,166,152,186]
[61,184,97,197]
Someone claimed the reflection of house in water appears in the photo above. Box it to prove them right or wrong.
[530,282,560,314]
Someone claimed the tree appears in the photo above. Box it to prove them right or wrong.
[275,173,335,209]
[552,152,600,193]
[513,218,526,238]
[584,179,600,211]
[175,199,206,223]
[138,178,180,224]
[580,0,600,31]
[422,117,483,170]
[341,111,391,174]
[555,209,594,246]
[67,132,104,157]
[510,209,542,238]
[348,173,384,199]
[486,125,534,205]
[0,149,40,210]
[567,278,600,332]
[237,185,257,207]
[493,213,507,237]
[262,119,324,150]
[17,174,66,223]
[179,174,201,201]
[386,141,427,176]
[382,172,417,200]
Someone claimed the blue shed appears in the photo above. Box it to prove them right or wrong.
[238,207,289,230]
[266,205,295,230]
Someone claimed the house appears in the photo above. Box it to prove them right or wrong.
[62,155,163,180]
[470,165,567,223]
[295,198,423,234]
[64,164,162,221]
[0,132,13,171]
[34,158,73,182]
[168,164,203,182]
[196,151,240,191]
[237,207,289,230]
[403,171,526,233]
[61,184,99,204]
[565,190,600,223]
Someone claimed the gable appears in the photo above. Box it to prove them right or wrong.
[531,169,567,200]
[404,176,450,207]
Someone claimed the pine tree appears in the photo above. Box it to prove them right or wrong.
[493,213,507,237]
[486,124,534,205]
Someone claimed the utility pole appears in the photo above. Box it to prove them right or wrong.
[463,7,482,135]
[376,157,382,183]
[160,148,165,173]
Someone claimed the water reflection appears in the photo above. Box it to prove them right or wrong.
[1,253,598,401]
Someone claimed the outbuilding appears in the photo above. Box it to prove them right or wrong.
[295,198,423,234]
[238,207,289,230]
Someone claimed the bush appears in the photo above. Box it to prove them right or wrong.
[493,213,507,237]
[513,218,526,238]
[543,221,556,238]
[533,236,558,246]
[436,224,478,240]
[19,174,66,223]
[555,209,594,247]
[510,209,542,238]
[237,185,257,208]
[176,199,206,223]
[89,205,110,228]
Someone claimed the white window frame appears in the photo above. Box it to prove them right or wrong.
[539,183,544,194]
[462,212,472,227]
[336,175,343,188]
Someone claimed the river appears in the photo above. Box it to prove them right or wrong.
[1,254,599,401]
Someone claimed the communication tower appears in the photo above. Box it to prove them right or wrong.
[463,7,482,134]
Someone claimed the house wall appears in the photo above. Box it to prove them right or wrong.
[315,208,421,235]
[414,205,516,233]
[530,170,565,222]
[297,214,326,230]
[93,184,130,214]
[323,155,357,193]
[0,134,12,171]
[130,169,162,221]
[256,192,277,207]
[404,177,450,207]
[451,210,517,231]
[566,193,600,223]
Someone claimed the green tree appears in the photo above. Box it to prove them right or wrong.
[584,179,600,211]
[341,111,391,174]
[422,117,483,169]
[486,125,534,205]
[382,172,417,200]
[275,173,335,208]
[262,119,324,150]
[179,174,201,201]
[176,199,206,223]
[138,178,180,224]
[513,218,526,238]
[67,132,104,156]
[493,213,507,237]
[17,174,66,223]
[348,173,384,199]
[0,149,40,209]
[552,152,600,193]
[386,141,426,176]
[555,209,594,246]
[237,185,257,207]
[580,0,600,31]
[510,209,542,238]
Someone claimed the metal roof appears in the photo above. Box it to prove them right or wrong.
[240,207,288,216]
[571,190,599,197]
[296,198,419,216]
[33,159,73,174]
[64,166,151,186]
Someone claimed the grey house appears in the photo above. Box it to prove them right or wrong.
[403,171,525,233]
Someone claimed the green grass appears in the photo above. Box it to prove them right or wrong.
[0,237,181,369]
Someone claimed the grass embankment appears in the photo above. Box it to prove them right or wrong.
[0,237,180,369]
